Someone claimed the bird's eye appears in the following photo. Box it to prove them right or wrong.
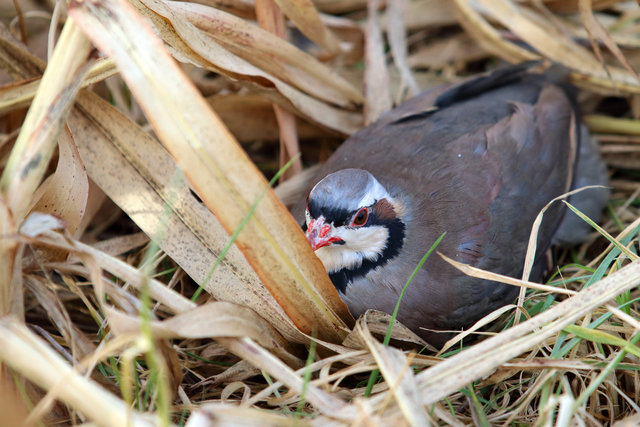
[351,207,369,227]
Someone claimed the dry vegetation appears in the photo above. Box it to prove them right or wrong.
[2,0,640,425]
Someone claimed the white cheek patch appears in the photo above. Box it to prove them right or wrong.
[315,225,389,273]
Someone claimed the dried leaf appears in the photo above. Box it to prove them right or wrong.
[376,259,640,407]
[313,0,367,14]
[578,0,640,81]
[207,95,332,143]
[539,0,622,14]
[408,33,489,70]
[364,0,391,124]
[386,0,419,99]
[90,232,149,257]
[34,230,196,315]
[155,0,362,107]
[67,91,305,342]
[274,0,343,55]
[186,404,303,427]
[0,59,118,116]
[0,20,92,318]
[69,0,352,343]
[0,318,157,427]
[106,302,304,366]
[437,304,518,356]
[453,0,640,94]
[255,0,303,180]
[0,23,45,79]
[0,196,19,316]
[119,0,361,134]
[358,323,431,427]
[342,310,430,350]
[0,20,92,222]
[24,275,96,359]
[440,253,578,296]
[218,337,357,420]
[208,360,261,386]
[452,0,538,64]
[30,127,88,238]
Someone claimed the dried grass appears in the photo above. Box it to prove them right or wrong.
[1,0,640,425]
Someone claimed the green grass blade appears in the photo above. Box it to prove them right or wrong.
[192,155,299,301]
[563,325,640,358]
[563,201,638,261]
[296,333,317,417]
[364,232,446,396]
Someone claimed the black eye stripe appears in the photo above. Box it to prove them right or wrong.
[308,198,387,228]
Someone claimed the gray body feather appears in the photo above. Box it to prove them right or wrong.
[297,68,607,346]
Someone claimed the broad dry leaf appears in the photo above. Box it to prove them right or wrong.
[128,0,361,134]
[452,0,538,64]
[0,21,92,317]
[30,127,88,238]
[69,0,353,343]
[105,302,303,366]
[474,0,600,70]
[155,0,362,106]
[557,12,640,50]
[67,91,306,342]
[0,21,92,222]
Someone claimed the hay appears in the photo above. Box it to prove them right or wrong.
[1,0,640,425]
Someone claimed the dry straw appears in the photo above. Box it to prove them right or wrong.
[1,0,640,425]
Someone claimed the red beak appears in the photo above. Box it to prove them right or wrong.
[305,217,342,251]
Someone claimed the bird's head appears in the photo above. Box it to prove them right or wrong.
[304,169,406,281]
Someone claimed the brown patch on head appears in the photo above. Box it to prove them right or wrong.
[372,198,397,220]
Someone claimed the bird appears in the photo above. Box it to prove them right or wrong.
[296,64,609,347]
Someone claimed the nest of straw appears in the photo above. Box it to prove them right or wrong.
[2,0,640,425]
